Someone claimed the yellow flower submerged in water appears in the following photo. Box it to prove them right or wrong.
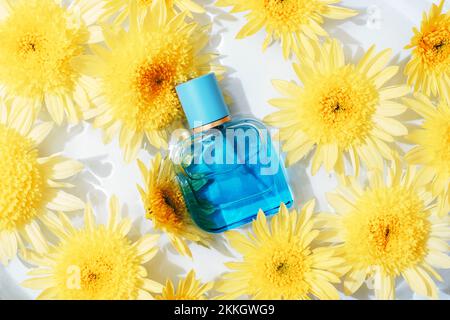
[156,270,213,300]
[320,163,450,299]
[102,0,205,24]
[137,154,210,257]
[405,0,450,102]
[0,102,84,266]
[404,94,450,217]
[0,0,103,125]
[77,0,223,161]
[216,0,357,59]
[265,38,409,176]
[22,197,163,300]
[216,201,344,300]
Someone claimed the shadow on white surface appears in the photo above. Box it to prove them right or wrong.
[287,163,315,209]
[0,266,30,300]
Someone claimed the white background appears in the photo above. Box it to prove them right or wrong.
[1,0,449,300]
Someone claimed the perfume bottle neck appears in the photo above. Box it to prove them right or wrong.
[192,115,232,133]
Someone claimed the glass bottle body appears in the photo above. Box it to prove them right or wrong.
[171,117,293,233]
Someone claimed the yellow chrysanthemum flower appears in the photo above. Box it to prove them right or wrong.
[0,102,84,266]
[216,201,344,300]
[405,0,450,102]
[77,0,223,162]
[215,0,357,59]
[22,197,163,300]
[320,163,450,299]
[156,270,213,300]
[137,153,210,257]
[0,0,103,125]
[404,93,449,217]
[265,38,410,176]
[102,0,204,25]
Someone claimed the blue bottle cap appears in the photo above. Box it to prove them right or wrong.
[176,73,230,130]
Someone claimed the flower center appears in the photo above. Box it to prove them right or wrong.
[0,125,44,231]
[262,0,323,29]
[0,0,87,97]
[130,55,188,131]
[343,186,430,275]
[266,249,308,285]
[146,182,188,231]
[418,25,450,71]
[105,32,196,133]
[18,33,45,55]
[135,59,176,106]
[300,66,378,148]
[250,243,311,297]
[54,227,142,300]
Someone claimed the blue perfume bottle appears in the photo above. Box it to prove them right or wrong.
[171,73,293,233]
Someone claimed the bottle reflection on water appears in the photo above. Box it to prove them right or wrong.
[171,74,293,233]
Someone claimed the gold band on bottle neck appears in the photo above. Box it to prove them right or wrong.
[192,116,232,133]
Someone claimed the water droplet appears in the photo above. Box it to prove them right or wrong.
[367,5,381,17]
[367,16,382,30]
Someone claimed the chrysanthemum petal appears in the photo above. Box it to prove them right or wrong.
[402,96,435,119]
[343,269,366,296]
[425,251,450,269]
[322,5,357,19]
[134,234,160,257]
[45,157,84,180]
[377,101,407,116]
[226,231,255,255]
[23,222,48,253]
[311,145,324,176]
[406,267,438,299]
[137,289,155,300]
[0,231,18,265]
[326,192,355,213]
[169,234,192,257]
[45,94,65,126]
[84,204,96,231]
[374,271,395,300]
[237,16,265,39]
[379,85,410,100]
[47,191,84,212]
[323,144,338,172]
[36,287,58,300]
[373,66,399,89]
[374,116,408,136]
[285,140,315,167]
[21,277,56,290]
[28,122,54,145]
[365,49,392,78]
[142,278,163,293]
[308,278,340,300]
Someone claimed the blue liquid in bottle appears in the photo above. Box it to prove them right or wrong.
[172,74,293,233]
